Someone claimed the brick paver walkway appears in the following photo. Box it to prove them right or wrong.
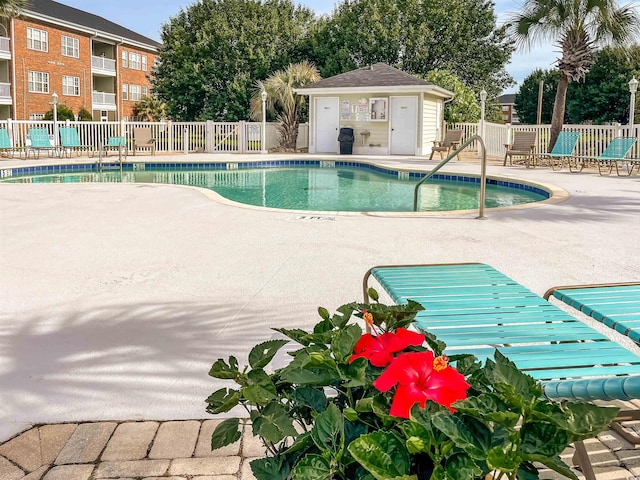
[2,415,640,479]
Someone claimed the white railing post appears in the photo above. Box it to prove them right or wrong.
[206,120,214,153]
[238,120,245,153]
[167,120,173,153]
[183,126,188,155]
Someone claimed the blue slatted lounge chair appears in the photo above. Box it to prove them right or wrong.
[104,136,127,158]
[362,262,640,480]
[0,128,23,159]
[544,282,640,342]
[59,127,95,158]
[595,137,638,176]
[539,131,580,171]
[26,128,54,159]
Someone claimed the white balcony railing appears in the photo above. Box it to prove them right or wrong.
[92,91,116,106]
[0,37,9,55]
[0,83,10,97]
[91,55,116,73]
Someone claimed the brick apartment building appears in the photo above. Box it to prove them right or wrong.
[0,0,160,121]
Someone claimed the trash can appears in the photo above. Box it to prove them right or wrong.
[338,127,354,155]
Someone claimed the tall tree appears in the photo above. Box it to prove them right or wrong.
[305,0,514,97]
[0,0,27,18]
[152,0,314,121]
[515,69,560,125]
[250,61,320,150]
[426,70,481,123]
[509,0,640,148]
[566,45,640,124]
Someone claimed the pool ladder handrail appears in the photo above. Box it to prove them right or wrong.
[96,142,124,174]
[413,134,488,219]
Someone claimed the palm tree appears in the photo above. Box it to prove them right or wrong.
[133,95,168,121]
[0,0,28,18]
[509,0,640,149]
[250,61,321,151]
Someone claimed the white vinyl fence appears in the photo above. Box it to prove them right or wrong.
[449,122,640,159]
[0,119,309,154]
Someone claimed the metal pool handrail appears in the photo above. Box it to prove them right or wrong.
[413,135,488,219]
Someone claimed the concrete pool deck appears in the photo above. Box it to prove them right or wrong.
[1,152,640,479]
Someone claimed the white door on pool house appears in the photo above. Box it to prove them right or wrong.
[390,96,418,155]
[315,97,339,153]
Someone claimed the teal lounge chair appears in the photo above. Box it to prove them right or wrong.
[544,282,640,342]
[0,129,21,159]
[539,131,580,171]
[59,127,95,158]
[26,128,54,159]
[363,262,640,480]
[595,137,638,176]
[104,136,127,158]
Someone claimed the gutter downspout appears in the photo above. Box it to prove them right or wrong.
[10,18,17,119]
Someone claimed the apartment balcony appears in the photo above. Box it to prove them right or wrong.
[92,91,116,110]
[91,55,116,77]
[0,82,11,104]
[0,37,10,60]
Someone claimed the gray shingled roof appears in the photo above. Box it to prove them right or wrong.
[498,93,516,104]
[24,0,161,48]
[305,63,433,89]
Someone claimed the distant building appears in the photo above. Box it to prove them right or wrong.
[498,93,520,124]
[0,0,160,121]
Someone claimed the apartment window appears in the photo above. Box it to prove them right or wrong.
[122,83,128,100]
[129,84,141,101]
[61,35,79,58]
[129,52,141,70]
[142,86,148,97]
[501,105,509,112]
[29,113,45,120]
[121,50,128,68]
[63,75,80,96]
[27,27,48,52]
[142,55,147,71]
[28,71,49,93]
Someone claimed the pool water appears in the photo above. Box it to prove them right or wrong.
[1,166,547,212]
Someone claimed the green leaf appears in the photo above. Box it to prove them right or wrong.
[291,454,332,480]
[520,422,568,458]
[250,401,299,443]
[273,328,314,346]
[453,393,520,427]
[311,403,344,454]
[344,407,359,422]
[243,369,277,405]
[318,306,330,320]
[348,431,411,479]
[332,324,363,361]
[279,349,339,386]
[250,457,290,480]
[367,287,379,302]
[533,455,577,480]
[331,303,355,329]
[536,402,619,441]
[205,388,242,414]
[431,412,491,460]
[289,387,328,413]
[445,453,485,480]
[249,339,289,369]
[486,445,520,472]
[208,356,239,379]
[486,350,543,401]
[211,418,241,450]
[338,357,368,387]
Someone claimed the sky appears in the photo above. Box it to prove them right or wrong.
[59,0,558,94]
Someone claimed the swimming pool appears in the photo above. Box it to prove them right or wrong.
[0,160,551,212]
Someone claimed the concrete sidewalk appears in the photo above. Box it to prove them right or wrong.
[2,152,640,478]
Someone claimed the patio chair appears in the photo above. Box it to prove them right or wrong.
[133,127,156,156]
[539,131,580,171]
[503,131,537,168]
[594,137,638,176]
[429,129,463,160]
[59,127,95,158]
[25,128,54,159]
[104,136,127,158]
[363,262,640,480]
[0,129,23,159]
[544,282,640,342]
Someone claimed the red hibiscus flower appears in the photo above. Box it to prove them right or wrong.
[373,351,470,418]
[350,328,425,367]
